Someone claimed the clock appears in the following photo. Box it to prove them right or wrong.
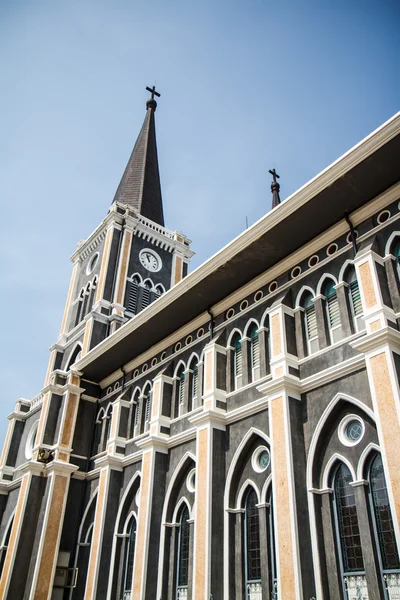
[139,248,162,272]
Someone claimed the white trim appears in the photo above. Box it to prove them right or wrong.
[384,230,400,257]
[321,453,356,490]
[0,507,16,546]
[316,273,338,296]
[156,452,196,599]
[236,479,261,509]
[122,509,138,535]
[173,359,187,379]
[306,392,375,598]
[261,473,273,503]
[294,285,315,308]
[338,259,356,283]
[226,327,243,348]
[172,496,192,523]
[77,488,98,544]
[223,427,270,599]
[338,414,365,447]
[243,318,260,338]
[357,443,380,480]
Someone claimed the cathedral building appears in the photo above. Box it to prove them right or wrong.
[0,90,399,600]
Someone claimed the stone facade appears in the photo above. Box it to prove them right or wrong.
[0,103,400,600]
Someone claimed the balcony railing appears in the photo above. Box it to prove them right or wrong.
[384,572,400,599]
[246,581,262,600]
[176,586,188,599]
[344,575,369,600]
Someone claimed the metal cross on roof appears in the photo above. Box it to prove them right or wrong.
[269,168,280,183]
[146,85,161,100]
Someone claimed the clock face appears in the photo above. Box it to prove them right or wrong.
[139,249,162,272]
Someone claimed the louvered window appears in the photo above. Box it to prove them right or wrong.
[349,280,362,316]
[305,304,318,339]
[234,337,242,378]
[250,328,260,370]
[141,284,151,310]
[105,414,112,445]
[144,395,151,425]
[128,279,139,313]
[325,282,340,328]
[179,371,185,404]
[192,365,198,399]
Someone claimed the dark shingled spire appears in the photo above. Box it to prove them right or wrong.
[269,168,281,210]
[112,88,164,226]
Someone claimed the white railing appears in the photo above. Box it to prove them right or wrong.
[344,575,369,599]
[29,392,44,411]
[138,214,175,239]
[385,572,400,599]
[246,581,262,600]
[123,592,131,600]
[176,587,188,599]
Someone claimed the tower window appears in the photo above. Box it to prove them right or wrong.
[323,280,342,343]
[244,488,261,591]
[233,334,243,390]
[301,292,318,354]
[176,504,190,597]
[121,516,137,600]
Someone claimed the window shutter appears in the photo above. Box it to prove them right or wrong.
[234,340,242,377]
[134,402,140,426]
[305,305,318,339]
[128,281,139,313]
[251,330,260,369]
[141,286,151,309]
[327,292,340,328]
[179,372,185,404]
[349,280,362,316]
[192,365,198,398]
[145,396,151,423]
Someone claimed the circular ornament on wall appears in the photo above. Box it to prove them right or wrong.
[338,415,365,447]
[86,252,99,275]
[186,468,196,493]
[139,248,162,272]
[252,446,271,473]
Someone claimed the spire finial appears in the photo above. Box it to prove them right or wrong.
[146,85,161,111]
[269,168,281,209]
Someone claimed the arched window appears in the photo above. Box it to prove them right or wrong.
[243,488,262,597]
[332,463,366,596]
[176,504,190,598]
[154,284,164,298]
[322,279,342,343]
[141,281,152,311]
[345,267,364,332]
[232,333,243,390]
[0,517,13,577]
[301,292,318,354]
[82,282,91,319]
[66,344,82,370]
[368,454,400,577]
[121,515,137,600]
[188,358,198,413]
[75,289,85,326]
[127,275,140,314]
[103,405,113,450]
[128,390,140,439]
[248,323,260,382]
[142,390,151,433]
[88,277,97,313]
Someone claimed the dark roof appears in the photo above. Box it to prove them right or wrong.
[79,115,400,382]
[112,99,164,226]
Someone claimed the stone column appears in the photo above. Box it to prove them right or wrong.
[351,248,400,554]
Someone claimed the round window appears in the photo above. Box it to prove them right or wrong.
[339,415,365,447]
[252,446,271,473]
[346,420,363,442]
[186,468,196,493]
[86,253,99,275]
[25,420,39,460]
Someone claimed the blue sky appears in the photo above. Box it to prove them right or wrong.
[0,0,399,445]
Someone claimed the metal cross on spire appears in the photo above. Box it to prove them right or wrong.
[269,168,281,209]
[146,85,161,100]
[269,168,280,183]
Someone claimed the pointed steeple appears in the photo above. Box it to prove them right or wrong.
[112,87,164,226]
[269,168,281,209]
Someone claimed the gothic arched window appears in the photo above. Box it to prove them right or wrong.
[75,289,85,326]
[232,333,243,390]
[141,280,152,311]
[345,267,364,332]
[301,292,318,354]
[243,488,262,596]
[188,357,198,413]
[127,275,140,314]
[248,323,260,382]
[142,391,151,433]
[176,504,190,598]
[332,463,365,595]
[121,515,137,600]
[368,454,400,573]
[0,517,13,578]
[322,279,341,343]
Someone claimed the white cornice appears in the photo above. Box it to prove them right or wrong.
[75,113,400,376]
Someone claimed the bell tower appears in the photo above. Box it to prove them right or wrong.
[49,87,193,377]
